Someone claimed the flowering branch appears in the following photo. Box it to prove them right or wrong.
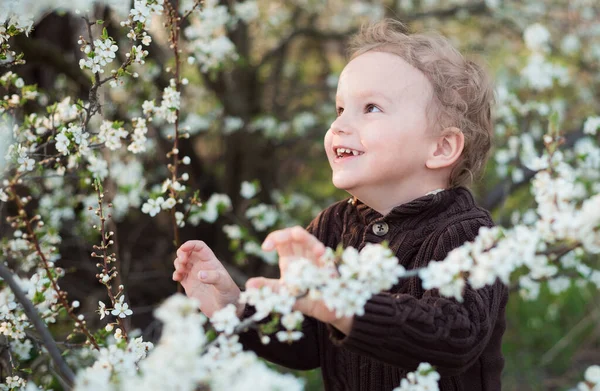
[164,0,183,249]
[91,180,128,341]
[183,0,203,19]
[7,184,100,350]
[0,261,76,388]
[81,16,104,123]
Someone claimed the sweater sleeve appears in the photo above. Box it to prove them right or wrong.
[236,206,336,370]
[327,219,509,376]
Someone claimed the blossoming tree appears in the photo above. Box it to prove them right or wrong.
[1,0,600,390]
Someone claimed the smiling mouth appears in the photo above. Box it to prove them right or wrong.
[334,147,364,159]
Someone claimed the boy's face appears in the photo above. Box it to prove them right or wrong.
[324,51,437,202]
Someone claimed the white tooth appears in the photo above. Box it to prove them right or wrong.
[352,150,358,156]
[344,149,350,153]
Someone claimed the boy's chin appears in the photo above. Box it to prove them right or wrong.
[331,177,357,192]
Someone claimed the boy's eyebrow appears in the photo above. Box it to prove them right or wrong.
[336,90,393,104]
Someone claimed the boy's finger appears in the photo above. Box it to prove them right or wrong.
[312,243,326,259]
[262,230,284,251]
[172,270,185,281]
[176,247,189,262]
[263,230,295,257]
[245,277,280,291]
[197,270,229,291]
[262,229,293,250]
[289,226,325,261]
[175,258,192,272]
[174,257,185,270]
[178,240,210,256]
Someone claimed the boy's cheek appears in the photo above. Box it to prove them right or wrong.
[323,130,333,150]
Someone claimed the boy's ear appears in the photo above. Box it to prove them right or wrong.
[425,127,464,169]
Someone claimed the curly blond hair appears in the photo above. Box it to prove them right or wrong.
[348,19,495,187]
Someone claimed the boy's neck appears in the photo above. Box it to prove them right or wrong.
[349,180,448,216]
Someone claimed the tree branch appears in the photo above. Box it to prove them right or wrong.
[483,129,588,211]
[258,28,352,68]
[0,262,76,388]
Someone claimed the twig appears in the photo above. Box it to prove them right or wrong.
[183,0,203,19]
[482,129,587,211]
[9,184,100,350]
[539,306,600,367]
[0,262,76,388]
[82,16,103,128]
[92,181,128,341]
[165,0,184,247]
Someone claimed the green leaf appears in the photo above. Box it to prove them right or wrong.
[206,329,217,342]
[102,27,109,40]
[95,178,104,193]
[33,291,45,304]
[259,314,281,335]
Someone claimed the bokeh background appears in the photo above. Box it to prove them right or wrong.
[2,1,600,389]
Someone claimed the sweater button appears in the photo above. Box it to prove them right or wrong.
[372,222,389,236]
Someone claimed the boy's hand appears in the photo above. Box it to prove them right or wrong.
[261,226,326,279]
[173,240,243,318]
[246,277,352,333]
[250,227,354,332]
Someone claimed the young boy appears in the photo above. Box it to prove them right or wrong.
[173,19,507,391]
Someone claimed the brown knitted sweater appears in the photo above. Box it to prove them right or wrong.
[240,187,508,390]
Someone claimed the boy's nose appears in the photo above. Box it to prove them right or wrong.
[330,116,354,135]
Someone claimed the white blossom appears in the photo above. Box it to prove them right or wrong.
[234,1,259,23]
[210,304,240,335]
[223,224,242,240]
[97,301,110,320]
[0,188,8,202]
[79,38,119,74]
[523,23,551,52]
[141,197,165,217]
[585,365,600,383]
[55,131,71,155]
[224,116,244,134]
[175,211,185,227]
[584,116,600,135]
[128,117,149,153]
[98,120,128,150]
[14,144,35,172]
[10,338,32,360]
[153,82,181,124]
[393,363,440,391]
[275,330,303,343]
[111,296,133,318]
[245,203,278,231]
[281,311,303,330]
[161,197,177,210]
[191,193,232,224]
[87,154,109,180]
[240,180,258,199]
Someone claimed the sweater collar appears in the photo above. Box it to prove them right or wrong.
[354,187,477,225]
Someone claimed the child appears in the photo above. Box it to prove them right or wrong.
[173,19,507,391]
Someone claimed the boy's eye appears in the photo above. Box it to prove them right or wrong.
[365,104,381,113]
[336,107,344,116]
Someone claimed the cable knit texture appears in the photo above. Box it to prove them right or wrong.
[239,187,508,391]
